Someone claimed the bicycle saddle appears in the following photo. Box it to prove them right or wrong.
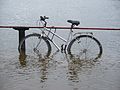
[67,20,80,26]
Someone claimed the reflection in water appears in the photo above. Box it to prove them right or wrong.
[39,59,49,83]
[19,50,58,83]
[19,51,101,85]
[19,53,27,67]
[67,60,81,82]
[19,55,49,83]
[64,54,100,83]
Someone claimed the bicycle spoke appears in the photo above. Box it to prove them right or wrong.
[67,35,102,60]
[19,34,51,60]
[35,36,42,49]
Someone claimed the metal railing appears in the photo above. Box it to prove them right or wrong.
[0,25,120,52]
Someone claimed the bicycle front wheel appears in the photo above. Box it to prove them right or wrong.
[67,35,103,60]
[18,33,51,59]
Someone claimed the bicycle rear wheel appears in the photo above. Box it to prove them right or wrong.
[67,35,103,60]
[18,33,51,59]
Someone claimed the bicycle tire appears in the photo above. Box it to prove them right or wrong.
[67,35,103,60]
[18,33,51,59]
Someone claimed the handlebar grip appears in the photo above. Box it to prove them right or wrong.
[40,16,49,21]
[44,16,49,19]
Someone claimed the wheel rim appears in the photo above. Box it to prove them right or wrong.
[68,35,102,60]
[19,34,51,59]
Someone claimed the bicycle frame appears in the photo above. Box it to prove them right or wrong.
[38,16,93,52]
[18,16,103,60]
[40,27,73,51]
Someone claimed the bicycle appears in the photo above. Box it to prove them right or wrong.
[18,16,103,60]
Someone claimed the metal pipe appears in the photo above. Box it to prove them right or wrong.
[0,26,120,30]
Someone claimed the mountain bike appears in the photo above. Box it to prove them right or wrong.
[18,16,103,60]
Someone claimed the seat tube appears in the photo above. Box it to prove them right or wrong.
[66,28,73,45]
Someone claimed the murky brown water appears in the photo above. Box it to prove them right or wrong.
[0,0,120,90]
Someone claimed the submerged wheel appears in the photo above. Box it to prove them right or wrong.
[18,33,51,59]
[67,35,103,60]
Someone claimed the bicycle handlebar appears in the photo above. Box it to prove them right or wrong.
[40,16,49,21]
[40,16,49,27]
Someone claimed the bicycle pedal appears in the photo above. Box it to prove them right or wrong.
[61,44,67,53]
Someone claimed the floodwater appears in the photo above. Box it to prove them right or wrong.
[0,0,120,90]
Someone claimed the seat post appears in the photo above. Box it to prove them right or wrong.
[70,24,74,32]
